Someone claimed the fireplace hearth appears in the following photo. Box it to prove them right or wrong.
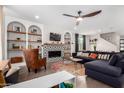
[48,51,61,58]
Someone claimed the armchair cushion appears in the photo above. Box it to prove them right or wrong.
[85,61,122,77]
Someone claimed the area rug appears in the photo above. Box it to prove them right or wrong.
[51,61,63,72]
[50,61,85,76]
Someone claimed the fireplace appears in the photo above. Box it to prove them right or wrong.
[43,44,64,62]
[48,51,61,58]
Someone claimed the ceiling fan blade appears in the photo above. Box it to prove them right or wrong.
[82,10,102,18]
[63,14,77,18]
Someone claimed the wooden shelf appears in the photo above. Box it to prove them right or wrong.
[64,38,71,39]
[7,40,26,42]
[7,40,42,43]
[7,30,41,36]
[28,41,42,43]
[7,30,26,34]
[28,33,41,36]
[8,49,24,51]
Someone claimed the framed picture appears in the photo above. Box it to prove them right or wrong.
[13,24,21,32]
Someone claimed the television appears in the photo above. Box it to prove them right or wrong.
[50,32,61,41]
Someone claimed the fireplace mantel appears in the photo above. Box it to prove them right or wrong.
[42,44,65,46]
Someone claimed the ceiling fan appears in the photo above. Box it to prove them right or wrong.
[63,10,102,26]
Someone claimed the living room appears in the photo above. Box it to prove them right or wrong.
[1,4,124,90]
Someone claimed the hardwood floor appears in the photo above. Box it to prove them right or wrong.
[17,62,112,88]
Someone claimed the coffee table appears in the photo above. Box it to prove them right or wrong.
[6,71,76,88]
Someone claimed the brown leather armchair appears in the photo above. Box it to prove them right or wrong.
[23,49,46,73]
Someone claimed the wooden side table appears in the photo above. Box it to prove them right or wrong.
[0,60,11,87]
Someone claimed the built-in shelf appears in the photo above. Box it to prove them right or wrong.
[7,40,26,42]
[7,40,42,43]
[28,41,42,43]
[28,33,41,36]
[7,20,43,63]
[7,30,26,34]
[8,49,24,51]
[64,32,71,56]
[8,30,42,36]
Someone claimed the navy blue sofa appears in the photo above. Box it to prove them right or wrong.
[84,53,124,88]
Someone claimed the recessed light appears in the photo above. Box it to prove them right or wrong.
[35,16,39,19]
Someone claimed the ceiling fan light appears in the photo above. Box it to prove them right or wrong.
[76,17,83,21]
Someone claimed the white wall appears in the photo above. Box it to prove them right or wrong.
[43,25,77,53]
[3,15,80,59]
[0,6,3,60]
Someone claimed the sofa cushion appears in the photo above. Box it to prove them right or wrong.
[109,54,117,66]
[115,59,124,73]
[6,67,20,77]
[116,53,124,61]
[84,61,122,77]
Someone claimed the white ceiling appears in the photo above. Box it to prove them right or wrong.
[4,5,124,34]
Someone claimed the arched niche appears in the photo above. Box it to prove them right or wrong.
[7,21,26,32]
[64,32,71,56]
[28,25,42,49]
[28,25,42,34]
[7,21,26,60]
[64,32,71,44]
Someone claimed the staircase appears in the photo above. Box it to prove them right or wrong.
[98,32,120,52]
[100,32,117,45]
[89,32,120,52]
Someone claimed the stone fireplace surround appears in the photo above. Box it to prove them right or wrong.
[42,44,64,62]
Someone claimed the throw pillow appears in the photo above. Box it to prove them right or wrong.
[103,54,108,60]
[100,54,104,60]
[89,53,97,59]
[109,54,117,66]
[107,54,110,60]
[77,52,82,56]
[97,54,102,59]
[80,53,89,57]
[83,53,89,57]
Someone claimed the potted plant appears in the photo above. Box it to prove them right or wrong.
[93,44,96,51]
